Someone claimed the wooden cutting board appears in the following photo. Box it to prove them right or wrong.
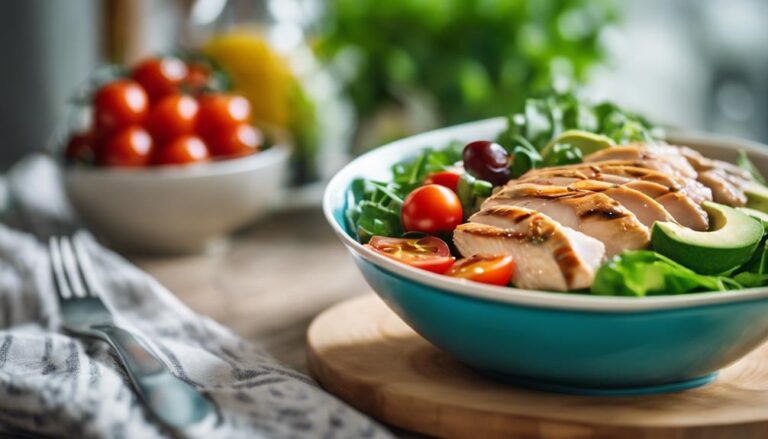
[307,294,768,439]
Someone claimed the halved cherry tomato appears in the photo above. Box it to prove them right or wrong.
[207,124,262,158]
[101,126,153,167]
[153,135,210,166]
[196,94,252,139]
[93,80,148,133]
[131,57,188,101]
[424,170,461,193]
[446,255,516,286]
[146,94,199,144]
[366,236,455,274]
[402,184,463,234]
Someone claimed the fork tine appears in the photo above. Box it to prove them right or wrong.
[49,237,73,300]
[59,237,87,298]
[72,234,102,298]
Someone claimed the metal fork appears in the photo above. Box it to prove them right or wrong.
[49,235,215,431]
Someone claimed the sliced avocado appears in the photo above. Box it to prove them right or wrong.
[539,130,615,159]
[738,207,768,228]
[651,202,763,274]
[745,181,768,213]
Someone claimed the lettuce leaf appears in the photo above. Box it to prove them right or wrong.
[737,149,767,185]
[590,251,742,297]
[497,90,662,176]
[347,142,463,242]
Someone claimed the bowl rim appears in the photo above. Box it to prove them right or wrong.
[62,144,290,180]
[323,117,768,313]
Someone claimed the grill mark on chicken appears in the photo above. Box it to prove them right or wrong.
[457,213,584,287]
[492,185,630,223]
[482,206,557,242]
[553,245,582,286]
[524,162,714,204]
[579,206,628,220]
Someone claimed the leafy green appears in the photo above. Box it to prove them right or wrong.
[346,143,463,242]
[392,141,463,194]
[732,238,768,287]
[457,173,493,217]
[345,179,404,243]
[508,137,543,178]
[497,90,662,175]
[590,251,741,297]
[541,142,583,167]
[737,149,766,185]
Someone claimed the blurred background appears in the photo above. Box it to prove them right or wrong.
[1,0,767,177]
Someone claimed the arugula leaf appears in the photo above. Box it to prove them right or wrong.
[737,149,767,185]
[508,136,543,178]
[731,237,768,287]
[497,90,661,176]
[590,251,742,297]
[541,143,583,167]
[391,141,463,195]
[347,142,463,242]
[457,173,493,217]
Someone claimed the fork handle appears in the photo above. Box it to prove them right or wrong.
[91,324,216,429]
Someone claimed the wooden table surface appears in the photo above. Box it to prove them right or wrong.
[132,207,369,374]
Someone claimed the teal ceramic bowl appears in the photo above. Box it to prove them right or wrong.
[323,118,768,395]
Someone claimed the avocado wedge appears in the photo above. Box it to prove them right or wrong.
[539,130,615,159]
[738,207,768,228]
[651,202,763,274]
[745,181,768,213]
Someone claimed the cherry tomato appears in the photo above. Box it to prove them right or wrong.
[196,94,252,139]
[446,255,516,286]
[146,94,199,144]
[402,184,463,234]
[208,124,262,158]
[153,135,210,166]
[131,57,188,101]
[101,126,153,167]
[463,140,510,186]
[93,80,148,133]
[65,131,97,163]
[424,170,461,193]
[366,236,455,274]
[184,63,211,90]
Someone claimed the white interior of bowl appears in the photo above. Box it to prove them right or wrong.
[324,117,768,312]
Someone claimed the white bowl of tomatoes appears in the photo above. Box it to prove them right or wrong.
[60,56,290,254]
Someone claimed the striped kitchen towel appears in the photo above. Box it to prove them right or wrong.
[0,155,392,439]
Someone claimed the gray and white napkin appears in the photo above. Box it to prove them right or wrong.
[0,155,392,439]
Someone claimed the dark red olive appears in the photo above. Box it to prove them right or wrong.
[462,140,510,186]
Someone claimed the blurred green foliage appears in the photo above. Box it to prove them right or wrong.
[316,0,618,139]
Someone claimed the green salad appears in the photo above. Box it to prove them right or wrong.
[348,90,768,295]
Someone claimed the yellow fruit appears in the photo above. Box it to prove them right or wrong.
[203,30,294,128]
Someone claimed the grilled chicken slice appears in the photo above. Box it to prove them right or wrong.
[483,184,650,257]
[588,144,749,207]
[454,206,604,291]
[679,146,751,181]
[519,178,674,228]
[520,175,708,230]
[697,169,747,206]
[621,180,712,231]
[584,144,698,178]
[683,147,751,206]
[520,163,712,204]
